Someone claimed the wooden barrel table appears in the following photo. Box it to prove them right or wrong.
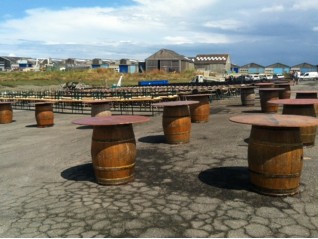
[83,100,112,117]
[268,99,318,146]
[72,115,150,185]
[230,114,318,196]
[274,83,291,99]
[152,101,199,144]
[0,102,13,124]
[35,102,54,127]
[183,94,211,122]
[258,88,284,113]
[294,90,318,115]
[240,86,256,106]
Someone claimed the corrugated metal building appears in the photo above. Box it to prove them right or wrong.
[239,63,265,74]
[194,54,231,74]
[119,59,138,74]
[0,57,18,71]
[145,49,194,72]
[291,63,317,74]
[265,63,290,74]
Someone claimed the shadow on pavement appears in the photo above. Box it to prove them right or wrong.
[61,163,96,182]
[198,166,252,191]
[138,135,166,144]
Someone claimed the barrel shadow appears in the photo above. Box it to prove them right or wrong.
[198,166,252,191]
[138,135,166,144]
[241,110,263,113]
[25,124,38,128]
[76,125,93,130]
[61,163,96,183]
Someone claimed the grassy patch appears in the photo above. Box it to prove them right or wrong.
[0,69,197,89]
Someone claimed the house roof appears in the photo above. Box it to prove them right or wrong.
[146,49,190,61]
[240,63,264,68]
[194,54,229,64]
[266,63,290,68]
[291,62,315,68]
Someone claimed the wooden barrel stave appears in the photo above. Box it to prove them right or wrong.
[248,125,303,196]
[163,106,191,144]
[91,124,136,185]
[35,104,54,127]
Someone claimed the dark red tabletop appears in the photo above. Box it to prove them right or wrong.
[34,102,54,105]
[72,115,150,126]
[152,101,199,107]
[259,88,285,91]
[229,114,318,127]
[268,99,318,105]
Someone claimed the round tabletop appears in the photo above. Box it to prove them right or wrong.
[229,114,318,128]
[82,99,113,104]
[258,88,285,91]
[152,100,199,107]
[34,102,54,105]
[72,115,150,126]
[268,99,318,105]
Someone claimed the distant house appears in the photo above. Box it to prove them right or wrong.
[230,64,240,73]
[193,54,231,74]
[91,58,103,68]
[291,63,317,74]
[0,56,19,71]
[239,63,265,74]
[145,49,194,73]
[265,63,290,75]
[119,59,139,74]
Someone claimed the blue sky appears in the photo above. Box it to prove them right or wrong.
[0,0,318,66]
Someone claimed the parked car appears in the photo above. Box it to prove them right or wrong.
[299,72,318,81]
[249,74,260,81]
[273,74,284,80]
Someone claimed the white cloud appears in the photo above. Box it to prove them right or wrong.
[0,0,317,65]
[292,0,318,10]
[261,5,285,12]
[204,19,244,31]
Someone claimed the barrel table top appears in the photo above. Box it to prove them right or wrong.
[72,115,150,126]
[152,100,199,107]
[229,114,318,128]
[268,99,318,105]
[259,88,285,91]
[34,102,53,105]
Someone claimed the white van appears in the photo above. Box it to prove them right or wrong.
[299,72,318,80]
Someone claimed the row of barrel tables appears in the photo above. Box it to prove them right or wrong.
[233,83,318,196]
[2,85,318,197]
